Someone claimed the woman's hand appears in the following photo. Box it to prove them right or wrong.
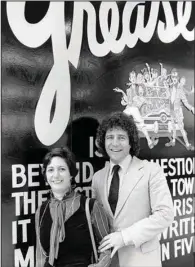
[98,232,125,258]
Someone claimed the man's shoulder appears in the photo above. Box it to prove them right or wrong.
[93,162,109,178]
[134,156,161,170]
[132,156,148,165]
[93,166,106,176]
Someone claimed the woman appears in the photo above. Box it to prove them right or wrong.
[35,147,111,267]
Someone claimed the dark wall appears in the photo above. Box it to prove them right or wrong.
[1,2,194,267]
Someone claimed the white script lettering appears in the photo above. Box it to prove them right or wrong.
[6,2,194,145]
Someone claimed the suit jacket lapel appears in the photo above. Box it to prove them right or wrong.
[114,156,144,219]
[100,162,114,219]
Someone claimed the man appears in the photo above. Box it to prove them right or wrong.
[92,112,174,267]
[166,70,194,149]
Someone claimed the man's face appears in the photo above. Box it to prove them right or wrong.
[105,127,130,164]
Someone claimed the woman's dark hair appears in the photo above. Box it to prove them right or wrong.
[96,112,140,158]
[42,147,78,188]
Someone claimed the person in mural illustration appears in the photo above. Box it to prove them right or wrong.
[136,73,145,85]
[178,76,194,95]
[92,112,174,267]
[158,63,170,87]
[151,68,159,86]
[166,70,195,149]
[141,63,159,87]
[125,71,137,100]
[113,85,158,149]
[35,147,111,267]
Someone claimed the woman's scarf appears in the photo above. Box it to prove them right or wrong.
[48,191,80,266]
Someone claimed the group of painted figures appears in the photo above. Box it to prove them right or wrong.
[114,63,194,150]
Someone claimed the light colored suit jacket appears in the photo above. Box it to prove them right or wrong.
[92,156,174,267]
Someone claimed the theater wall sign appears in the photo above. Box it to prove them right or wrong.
[1,2,194,267]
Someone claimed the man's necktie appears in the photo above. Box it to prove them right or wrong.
[108,165,120,214]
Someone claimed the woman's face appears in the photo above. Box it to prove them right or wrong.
[46,156,72,194]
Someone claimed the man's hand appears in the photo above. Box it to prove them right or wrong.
[98,232,125,258]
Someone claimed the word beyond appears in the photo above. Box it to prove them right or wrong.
[7,2,194,145]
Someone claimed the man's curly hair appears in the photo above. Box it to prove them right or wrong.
[96,112,140,158]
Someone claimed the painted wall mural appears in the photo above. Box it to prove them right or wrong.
[113,63,195,150]
[1,2,194,267]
